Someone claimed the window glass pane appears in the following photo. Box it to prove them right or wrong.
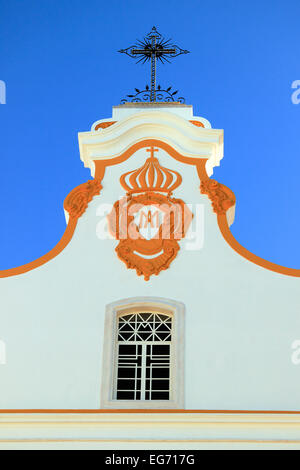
[151,345,170,356]
[117,379,136,391]
[118,344,138,357]
[118,368,136,379]
[151,368,170,379]
[151,380,170,391]
[151,391,169,400]
[117,391,135,400]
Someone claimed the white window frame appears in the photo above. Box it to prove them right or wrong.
[101,297,185,409]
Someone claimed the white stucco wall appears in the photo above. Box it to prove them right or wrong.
[0,144,299,411]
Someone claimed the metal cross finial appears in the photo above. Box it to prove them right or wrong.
[119,26,190,103]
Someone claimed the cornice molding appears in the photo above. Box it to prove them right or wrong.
[1,412,300,449]
[79,111,223,177]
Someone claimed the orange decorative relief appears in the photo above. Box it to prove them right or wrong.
[94,121,116,131]
[1,137,299,281]
[200,178,235,215]
[190,120,205,128]
[64,179,102,219]
[107,147,193,280]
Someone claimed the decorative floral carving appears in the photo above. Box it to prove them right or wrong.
[200,179,235,215]
[116,239,179,281]
[64,179,102,219]
[108,192,192,281]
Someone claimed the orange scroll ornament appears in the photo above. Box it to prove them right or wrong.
[64,179,102,219]
[200,178,235,215]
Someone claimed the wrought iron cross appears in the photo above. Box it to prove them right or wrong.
[119,26,189,103]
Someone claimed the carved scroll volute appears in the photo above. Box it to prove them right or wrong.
[200,179,235,215]
[64,179,102,219]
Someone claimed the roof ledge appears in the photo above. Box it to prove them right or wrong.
[78,111,223,177]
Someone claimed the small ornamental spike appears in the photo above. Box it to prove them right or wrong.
[119,26,190,104]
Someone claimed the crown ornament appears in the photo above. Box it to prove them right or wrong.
[120,147,182,195]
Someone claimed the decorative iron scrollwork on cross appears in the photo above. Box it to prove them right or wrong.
[119,26,189,104]
[121,85,186,104]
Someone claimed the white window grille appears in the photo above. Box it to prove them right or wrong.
[116,312,172,401]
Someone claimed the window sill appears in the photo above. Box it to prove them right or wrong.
[101,400,182,410]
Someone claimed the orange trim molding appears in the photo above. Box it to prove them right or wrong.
[218,213,300,277]
[198,162,300,277]
[1,136,299,279]
[0,218,78,279]
[0,138,201,279]
[93,138,300,277]
[94,139,209,178]
[95,119,204,132]
[0,179,103,278]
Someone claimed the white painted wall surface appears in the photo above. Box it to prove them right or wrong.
[0,142,299,412]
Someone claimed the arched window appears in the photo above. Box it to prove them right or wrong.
[101,298,185,409]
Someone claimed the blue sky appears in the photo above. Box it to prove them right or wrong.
[0,0,299,269]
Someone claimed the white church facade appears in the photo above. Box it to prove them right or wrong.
[0,100,300,449]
